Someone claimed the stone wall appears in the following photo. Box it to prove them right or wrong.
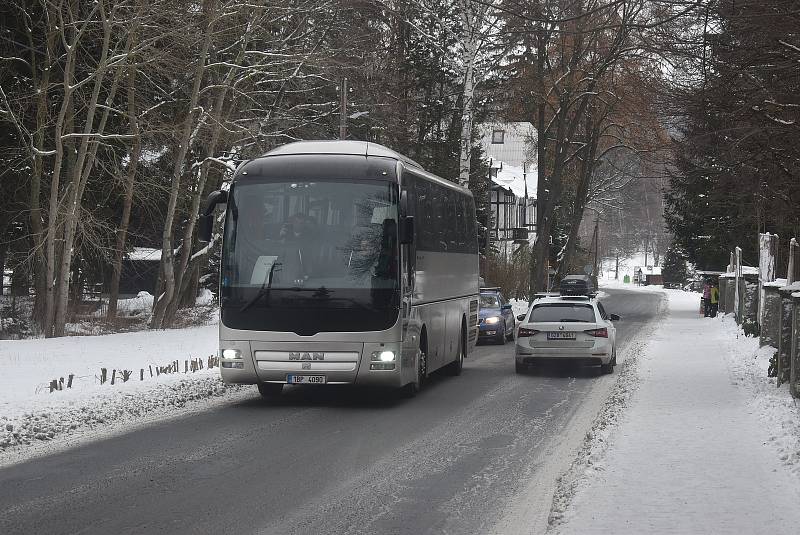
[742,278,759,324]
[778,292,794,386]
[760,286,782,348]
[791,295,800,398]
[724,277,736,314]
[719,278,729,313]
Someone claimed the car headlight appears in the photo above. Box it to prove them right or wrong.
[221,348,242,359]
[484,316,501,325]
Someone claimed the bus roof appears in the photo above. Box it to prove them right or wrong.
[260,140,425,172]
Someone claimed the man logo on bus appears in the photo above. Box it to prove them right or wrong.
[289,352,325,361]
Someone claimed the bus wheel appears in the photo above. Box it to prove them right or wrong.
[258,383,283,399]
[445,327,465,376]
[402,346,427,398]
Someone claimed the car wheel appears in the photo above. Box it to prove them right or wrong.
[257,383,283,399]
[506,319,515,341]
[601,350,615,374]
[496,321,507,344]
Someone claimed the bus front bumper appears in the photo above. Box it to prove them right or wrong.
[219,340,405,388]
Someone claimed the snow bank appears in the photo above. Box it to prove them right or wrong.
[196,288,215,306]
[509,299,530,318]
[127,247,160,261]
[719,314,800,476]
[115,291,154,316]
[0,323,239,455]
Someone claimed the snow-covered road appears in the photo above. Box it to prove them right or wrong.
[0,288,664,535]
[554,290,800,534]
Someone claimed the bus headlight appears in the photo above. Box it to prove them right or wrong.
[484,316,501,325]
[370,350,396,370]
[371,350,396,362]
[221,348,242,359]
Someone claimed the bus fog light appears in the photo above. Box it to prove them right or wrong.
[222,349,242,359]
[222,361,244,369]
[371,350,396,362]
[370,362,396,370]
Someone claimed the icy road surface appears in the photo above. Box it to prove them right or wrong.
[0,288,663,535]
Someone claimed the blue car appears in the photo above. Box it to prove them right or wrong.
[478,289,516,344]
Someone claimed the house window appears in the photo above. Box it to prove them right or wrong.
[491,130,505,144]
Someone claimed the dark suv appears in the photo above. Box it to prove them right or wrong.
[478,288,516,344]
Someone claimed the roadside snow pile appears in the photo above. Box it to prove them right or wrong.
[0,323,246,454]
[720,315,800,476]
[115,291,155,316]
[196,288,215,306]
[0,378,245,452]
[509,299,529,318]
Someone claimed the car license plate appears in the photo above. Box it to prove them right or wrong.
[287,374,327,384]
[547,331,576,340]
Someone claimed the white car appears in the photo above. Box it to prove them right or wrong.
[514,295,619,374]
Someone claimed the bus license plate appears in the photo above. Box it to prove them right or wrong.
[287,374,327,384]
[547,332,576,340]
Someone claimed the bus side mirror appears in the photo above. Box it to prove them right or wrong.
[198,189,228,242]
[399,216,414,245]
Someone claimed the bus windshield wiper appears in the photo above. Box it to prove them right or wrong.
[285,286,373,310]
[240,262,282,312]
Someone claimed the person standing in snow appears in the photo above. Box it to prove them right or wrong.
[702,282,711,317]
[709,283,720,317]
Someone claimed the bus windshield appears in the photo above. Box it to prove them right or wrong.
[221,179,399,310]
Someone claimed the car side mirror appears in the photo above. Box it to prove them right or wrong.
[517,314,526,321]
[198,189,228,242]
[501,304,512,311]
[609,314,620,321]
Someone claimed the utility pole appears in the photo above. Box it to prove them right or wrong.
[486,158,493,259]
[339,77,348,140]
[592,214,599,282]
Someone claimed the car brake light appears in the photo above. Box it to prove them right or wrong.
[517,327,539,337]
[585,328,608,338]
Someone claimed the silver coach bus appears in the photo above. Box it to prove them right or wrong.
[199,140,479,398]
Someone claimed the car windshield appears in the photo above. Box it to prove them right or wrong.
[530,303,596,323]
[480,295,500,308]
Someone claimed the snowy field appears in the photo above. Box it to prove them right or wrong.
[551,289,800,533]
[0,321,251,459]
[599,252,653,283]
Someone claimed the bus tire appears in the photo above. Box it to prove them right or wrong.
[258,383,283,399]
[402,340,427,398]
[445,325,466,376]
